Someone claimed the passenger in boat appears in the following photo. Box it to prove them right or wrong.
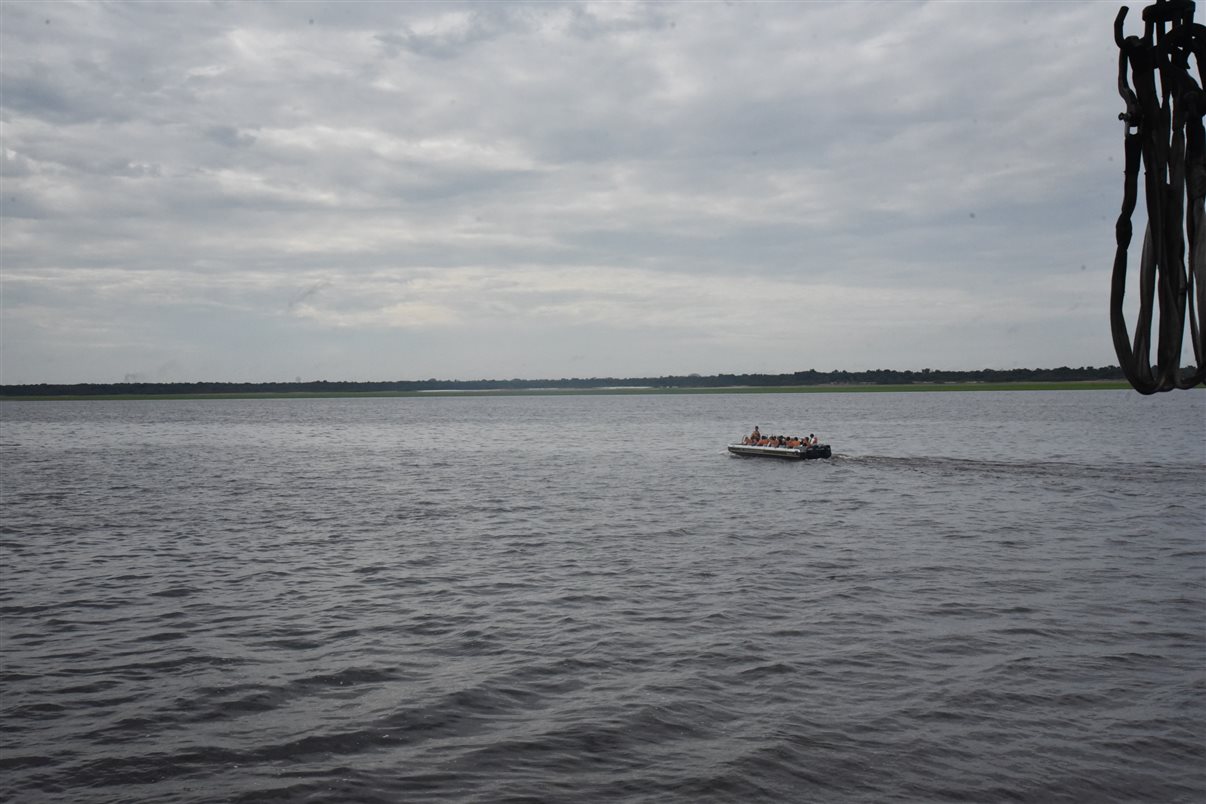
[808,434,818,446]
[786,437,800,448]
[749,426,761,443]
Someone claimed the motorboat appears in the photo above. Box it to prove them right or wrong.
[727,442,831,459]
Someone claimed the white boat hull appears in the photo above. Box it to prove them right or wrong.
[727,443,832,460]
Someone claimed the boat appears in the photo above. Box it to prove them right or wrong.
[727,442,832,459]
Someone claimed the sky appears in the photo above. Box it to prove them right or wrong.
[0,0,1139,384]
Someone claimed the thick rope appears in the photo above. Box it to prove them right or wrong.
[1113,0,1205,392]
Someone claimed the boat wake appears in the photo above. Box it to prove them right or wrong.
[838,453,1200,483]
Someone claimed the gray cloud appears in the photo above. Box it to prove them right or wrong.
[206,125,258,148]
[1,0,1129,383]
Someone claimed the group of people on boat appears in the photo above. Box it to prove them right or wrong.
[740,426,819,448]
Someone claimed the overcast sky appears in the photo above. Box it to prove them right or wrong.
[1,1,1136,384]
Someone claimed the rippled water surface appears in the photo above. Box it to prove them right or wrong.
[2,390,1204,803]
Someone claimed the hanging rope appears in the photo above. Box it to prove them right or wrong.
[1113,0,1205,392]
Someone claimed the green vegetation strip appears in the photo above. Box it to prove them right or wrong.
[0,381,1133,401]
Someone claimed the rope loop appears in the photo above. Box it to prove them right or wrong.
[1113,0,1205,392]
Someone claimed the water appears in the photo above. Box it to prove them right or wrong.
[1,390,1203,803]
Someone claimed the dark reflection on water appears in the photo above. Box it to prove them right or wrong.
[1,391,1203,803]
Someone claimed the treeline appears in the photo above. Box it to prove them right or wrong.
[0,366,1126,397]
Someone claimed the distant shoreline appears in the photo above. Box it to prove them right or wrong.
[0,381,1134,401]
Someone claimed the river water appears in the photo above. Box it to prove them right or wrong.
[1,390,1203,803]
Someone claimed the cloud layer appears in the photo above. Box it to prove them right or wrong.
[2,1,1128,382]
